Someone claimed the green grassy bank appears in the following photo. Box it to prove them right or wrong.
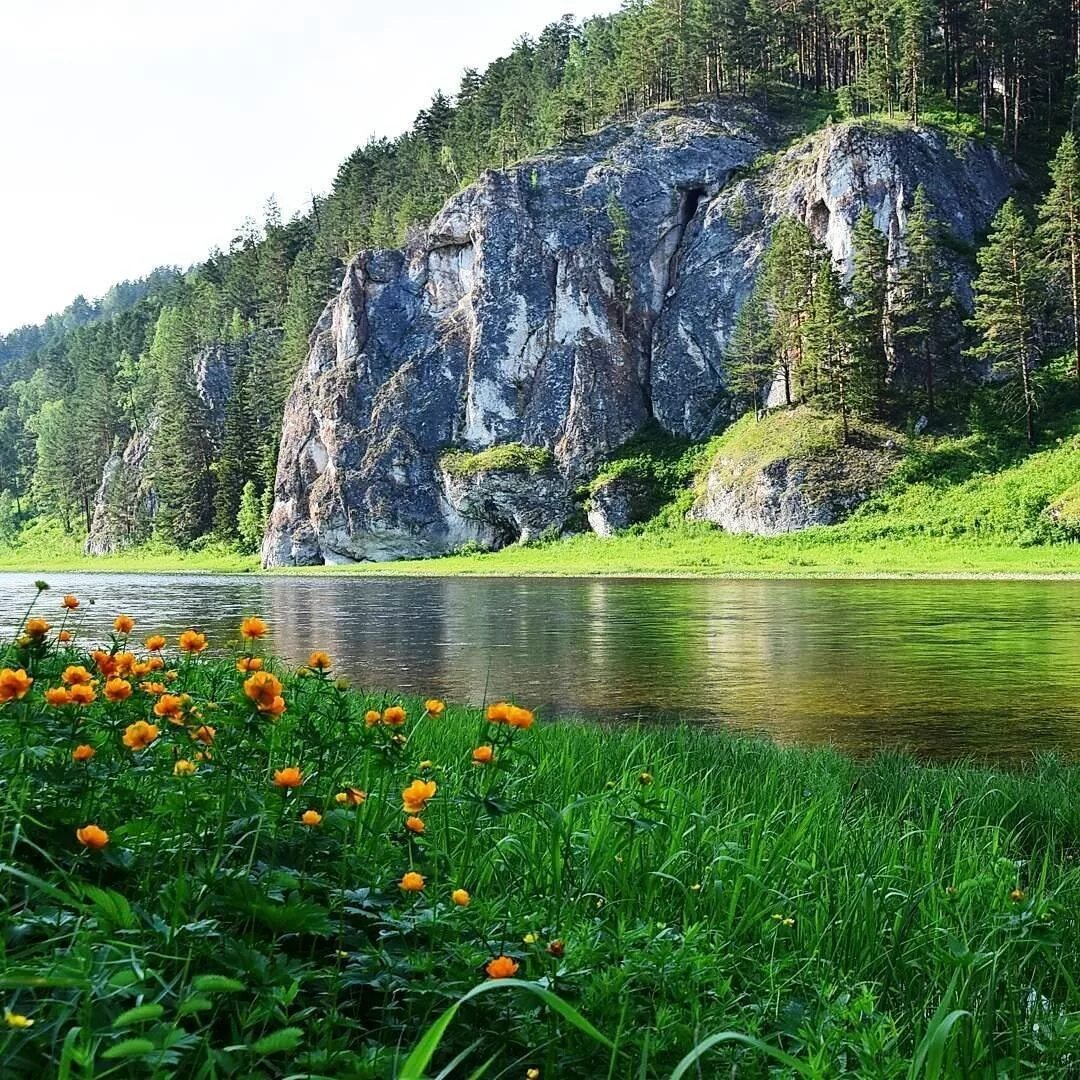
[2,596,1079,1076]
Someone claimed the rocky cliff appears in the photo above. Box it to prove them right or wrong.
[264,102,1014,566]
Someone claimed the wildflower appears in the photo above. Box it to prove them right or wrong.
[364,709,381,726]
[0,668,33,703]
[4,1009,33,1028]
[485,955,519,979]
[92,650,117,677]
[76,824,109,849]
[547,939,565,958]
[131,661,152,677]
[472,745,494,765]
[523,932,538,945]
[390,733,407,747]
[452,888,471,907]
[274,766,303,789]
[113,653,136,676]
[153,694,186,724]
[178,629,208,654]
[58,630,73,643]
[1010,887,1026,903]
[25,617,50,640]
[122,721,159,751]
[487,701,510,723]
[237,655,263,673]
[244,671,284,712]
[61,594,80,610]
[334,677,350,691]
[770,913,795,926]
[190,724,216,746]
[399,871,425,892]
[145,635,166,652]
[382,705,407,726]
[147,656,164,672]
[419,759,434,770]
[104,678,133,703]
[335,787,366,806]
[45,686,72,707]
[113,614,135,634]
[308,651,332,670]
[69,684,97,706]
[689,883,701,892]
[638,771,653,786]
[425,698,445,716]
[527,1070,540,1080]
[173,759,197,777]
[405,815,425,834]
[401,779,437,813]
[301,809,323,827]
[506,705,535,730]
[72,744,95,762]
[240,616,268,640]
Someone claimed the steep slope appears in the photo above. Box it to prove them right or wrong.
[264,103,1014,567]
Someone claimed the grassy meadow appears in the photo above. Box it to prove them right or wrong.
[1,586,1079,1077]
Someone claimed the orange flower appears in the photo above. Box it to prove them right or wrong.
[424,698,446,716]
[25,618,50,640]
[382,705,407,726]
[104,678,133,703]
[113,614,135,634]
[146,656,164,672]
[486,702,510,723]
[113,653,136,676]
[178,629,207,654]
[91,651,117,677]
[0,668,33,703]
[301,809,323,827]
[274,766,303,789]
[76,824,109,850]
[506,706,535,730]
[122,720,159,751]
[264,694,286,717]
[244,671,284,712]
[335,787,366,806]
[145,635,167,652]
[62,665,93,685]
[401,779,437,813]
[153,694,186,724]
[69,683,97,706]
[173,759,197,777]
[190,724,216,746]
[237,656,263,673]
[405,815,425,834]
[452,888,470,907]
[399,871,425,892]
[472,745,494,765]
[485,955,519,979]
[308,651,332,671]
[45,686,73,707]
[240,616,268,640]
[72,744,95,762]
[58,629,73,643]
[61,594,80,610]
[364,709,381,727]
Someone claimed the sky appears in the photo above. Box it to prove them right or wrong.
[0,0,614,334]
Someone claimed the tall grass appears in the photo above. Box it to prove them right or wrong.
[1,587,1079,1076]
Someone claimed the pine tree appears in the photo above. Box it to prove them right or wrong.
[1037,131,1080,381]
[725,285,775,415]
[968,198,1046,444]
[849,208,890,415]
[237,480,265,553]
[807,261,856,441]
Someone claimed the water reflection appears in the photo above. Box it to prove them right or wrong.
[1,572,1078,761]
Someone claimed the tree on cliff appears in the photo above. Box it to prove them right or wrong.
[849,208,891,415]
[726,285,775,416]
[806,261,856,442]
[968,199,1046,444]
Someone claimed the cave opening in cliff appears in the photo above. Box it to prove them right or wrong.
[679,186,706,226]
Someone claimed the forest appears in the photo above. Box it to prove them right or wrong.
[3,0,1080,555]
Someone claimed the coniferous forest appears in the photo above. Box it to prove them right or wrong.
[4,0,1080,558]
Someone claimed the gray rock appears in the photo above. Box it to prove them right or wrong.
[587,473,655,537]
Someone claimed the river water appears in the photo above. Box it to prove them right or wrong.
[2,572,1078,761]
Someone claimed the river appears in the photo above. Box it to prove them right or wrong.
[2,572,1078,761]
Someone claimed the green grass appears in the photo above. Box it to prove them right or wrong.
[2,591,1079,1076]
[439,443,554,478]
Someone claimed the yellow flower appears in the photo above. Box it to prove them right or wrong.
[419,760,434,770]
[424,698,445,716]
[113,614,135,634]
[62,665,93,685]
[173,759,197,777]
[69,683,97,706]
[104,678,133,703]
[308,651,332,671]
[153,693,185,724]
[452,888,470,907]
[45,686,73,707]
[178,629,208,654]
[76,824,109,849]
[122,720,159,751]
[1010,887,1026,903]
[0,668,33,703]
[523,932,538,945]
[237,655,263,673]
[485,955,519,979]
[401,779,437,813]
[471,745,494,765]
[145,635,167,652]
[301,809,323,827]
[273,766,303,789]
[4,1010,33,1029]
[638,771,653,786]
[61,594,80,610]
[527,1070,540,1080]
[405,815,425,834]
[240,616,268,640]
[382,705,407,726]
[399,871,425,892]
[25,617,50,640]
[335,787,366,806]
[72,744,95,762]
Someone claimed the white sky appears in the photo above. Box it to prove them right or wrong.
[0,0,613,334]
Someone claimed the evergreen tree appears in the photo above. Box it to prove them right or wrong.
[237,480,265,553]
[848,208,891,414]
[725,285,775,415]
[807,261,856,441]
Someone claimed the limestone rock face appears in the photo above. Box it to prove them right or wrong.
[587,473,657,537]
[264,105,1014,565]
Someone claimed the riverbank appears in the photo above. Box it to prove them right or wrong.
[3,604,1079,1075]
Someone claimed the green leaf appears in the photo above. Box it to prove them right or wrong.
[669,1032,814,1079]
[177,997,213,1016]
[101,1038,157,1060]
[251,1027,303,1055]
[112,1004,165,1027]
[191,975,245,993]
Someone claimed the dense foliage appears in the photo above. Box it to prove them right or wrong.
[4,0,1080,554]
